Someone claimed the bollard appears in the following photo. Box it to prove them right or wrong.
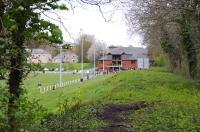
[40,87,43,93]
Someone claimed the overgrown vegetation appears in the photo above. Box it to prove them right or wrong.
[9,68,199,131]
[0,0,67,130]
[126,0,200,79]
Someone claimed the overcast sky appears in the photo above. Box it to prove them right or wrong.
[42,3,143,47]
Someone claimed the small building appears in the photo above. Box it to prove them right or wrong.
[98,46,149,72]
[28,49,52,63]
[52,51,78,63]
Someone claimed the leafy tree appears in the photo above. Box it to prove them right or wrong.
[0,0,67,130]
[126,0,200,79]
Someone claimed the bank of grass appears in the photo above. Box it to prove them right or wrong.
[40,63,92,70]
[23,73,81,111]
[24,67,200,130]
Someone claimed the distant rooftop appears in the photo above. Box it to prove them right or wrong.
[31,49,50,54]
[99,46,148,60]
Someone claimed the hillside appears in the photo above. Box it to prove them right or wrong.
[27,68,200,131]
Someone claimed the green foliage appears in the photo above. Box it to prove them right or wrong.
[0,66,7,80]
[14,97,47,131]
[160,33,173,53]
[130,101,200,131]
[0,0,68,130]
[153,55,166,67]
[0,90,47,131]
[0,86,9,130]
[40,98,103,131]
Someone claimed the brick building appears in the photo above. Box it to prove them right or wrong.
[98,46,149,72]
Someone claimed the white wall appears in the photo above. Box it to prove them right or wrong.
[137,58,150,69]
[29,54,52,63]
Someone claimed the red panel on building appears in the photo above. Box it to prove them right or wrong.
[122,60,137,70]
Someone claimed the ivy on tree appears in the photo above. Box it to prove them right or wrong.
[0,0,68,131]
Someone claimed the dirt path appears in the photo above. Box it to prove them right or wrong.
[98,101,148,132]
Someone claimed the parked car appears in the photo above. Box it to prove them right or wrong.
[44,68,49,71]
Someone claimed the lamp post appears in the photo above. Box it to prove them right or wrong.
[58,43,70,86]
[93,43,96,78]
[102,50,105,73]
[59,45,62,85]
[80,29,84,81]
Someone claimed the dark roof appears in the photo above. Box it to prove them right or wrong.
[98,55,112,60]
[108,47,147,55]
[121,54,137,60]
[31,49,50,54]
[99,47,148,61]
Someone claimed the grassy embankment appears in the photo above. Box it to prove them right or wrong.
[24,67,200,130]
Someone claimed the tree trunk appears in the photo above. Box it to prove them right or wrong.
[7,23,25,131]
[180,11,197,79]
[8,57,23,131]
[182,27,197,79]
[0,0,5,31]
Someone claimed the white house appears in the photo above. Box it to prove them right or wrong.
[28,49,52,63]
[52,51,78,63]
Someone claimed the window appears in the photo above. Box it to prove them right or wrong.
[131,60,135,64]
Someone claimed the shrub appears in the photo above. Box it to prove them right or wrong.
[40,98,103,131]
[153,55,166,67]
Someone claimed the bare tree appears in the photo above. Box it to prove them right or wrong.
[87,40,107,61]
[74,34,95,62]
[126,0,200,79]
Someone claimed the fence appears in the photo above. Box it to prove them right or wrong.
[39,72,118,93]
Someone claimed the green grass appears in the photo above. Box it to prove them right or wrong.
[23,73,82,111]
[35,69,199,107]
[6,67,200,130]
[40,63,93,70]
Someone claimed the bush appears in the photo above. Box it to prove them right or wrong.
[40,99,103,131]
[153,55,166,67]
[130,101,200,131]
[0,92,47,131]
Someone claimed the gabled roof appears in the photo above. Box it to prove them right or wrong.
[107,47,147,55]
[98,55,112,60]
[31,49,50,54]
[99,47,148,61]
[121,54,137,60]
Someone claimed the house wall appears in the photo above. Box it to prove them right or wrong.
[29,54,52,63]
[98,60,137,71]
[137,58,150,69]
[52,53,79,64]
[122,60,137,69]
[98,60,112,71]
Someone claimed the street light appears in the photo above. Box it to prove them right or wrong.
[102,50,105,73]
[59,44,62,86]
[58,42,71,86]
[80,29,84,82]
[93,43,96,78]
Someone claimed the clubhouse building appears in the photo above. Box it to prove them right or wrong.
[98,46,149,72]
